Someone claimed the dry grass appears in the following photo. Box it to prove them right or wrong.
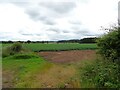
[35,64,79,88]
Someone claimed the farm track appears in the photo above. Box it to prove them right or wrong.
[39,50,96,63]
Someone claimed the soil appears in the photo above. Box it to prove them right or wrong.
[2,70,14,88]
[39,50,96,63]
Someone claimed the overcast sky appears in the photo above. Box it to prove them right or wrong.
[0,0,119,41]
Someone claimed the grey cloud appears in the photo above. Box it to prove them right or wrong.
[25,9,56,25]
[18,30,33,36]
[45,28,77,40]
[73,29,101,37]
[25,9,46,21]
[25,2,76,21]
[47,28,71,34]
[74,30,89,35]
[84,33,103,36]
[0,0,30,7]
[0,0,99,41]
[39,2,76,14]
[46,28,60,33]
[19,30,43,36]
[11,1,29,7]
[71,26,90,36]
[71,26,81,31]
[21,34,33,36]
[43,19,56,25]
[35,34,42,36]
[62,30,70,33]
[25,9,41,20]
[47,33,71,41]
[14,1,76,25]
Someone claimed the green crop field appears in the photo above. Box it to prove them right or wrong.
[2,43,98,51]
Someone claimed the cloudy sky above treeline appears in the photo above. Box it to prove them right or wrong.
[0,0,118,41]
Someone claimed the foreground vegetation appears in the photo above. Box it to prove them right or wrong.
[2,26,120,88]
[79,27,120,88]
[79,56,119,88]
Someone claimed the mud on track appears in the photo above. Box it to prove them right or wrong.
[39,50,96,63]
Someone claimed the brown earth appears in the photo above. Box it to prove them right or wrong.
[39,50,96,63]
[2,70,14,88]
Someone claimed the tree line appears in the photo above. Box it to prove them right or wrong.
[1,37,98,44]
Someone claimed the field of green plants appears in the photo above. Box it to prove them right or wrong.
[2,43,97,51]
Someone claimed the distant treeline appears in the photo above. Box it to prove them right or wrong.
[57,37,98,43]
[1,37,99,44]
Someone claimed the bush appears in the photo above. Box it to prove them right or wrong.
[80,58,120,88]
[10,42,22,53]
[2,42,23,57]
[97,27,120,62]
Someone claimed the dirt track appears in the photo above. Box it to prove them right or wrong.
[39,50,96,63]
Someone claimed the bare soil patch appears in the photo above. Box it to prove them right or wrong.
[2,70,14,88]
[39,50,96,63]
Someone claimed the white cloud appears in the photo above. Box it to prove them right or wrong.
[0,0,119,41]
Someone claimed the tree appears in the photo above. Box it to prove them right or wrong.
[27,40,31,44]
[80,37,97,43]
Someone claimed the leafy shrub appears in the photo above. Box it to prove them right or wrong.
[97,27,120,62]
[10,42,22,53]
[80,58,120,88]
[2,42,22,57]
[93,61,119,88]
